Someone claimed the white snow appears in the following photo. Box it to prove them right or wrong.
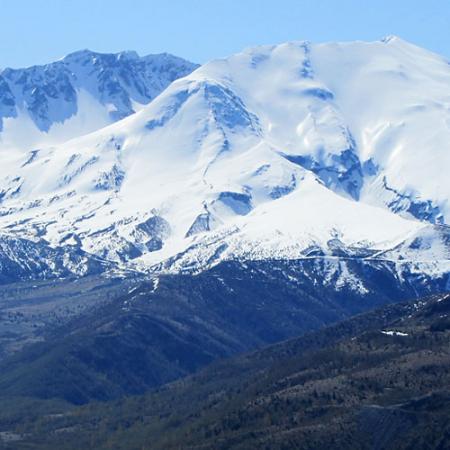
[0,37,449,281]
[151,278,159,292]
[381,330,409,336]
[0,89,112,152]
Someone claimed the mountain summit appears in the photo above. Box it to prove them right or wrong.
[0,50,198,149]
[0,38,449,291]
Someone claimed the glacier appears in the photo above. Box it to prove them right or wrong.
[0,37,449,291]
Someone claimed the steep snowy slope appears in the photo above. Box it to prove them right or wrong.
[0,37,449,286]
[0,50,198,150]
[186,36,450,223]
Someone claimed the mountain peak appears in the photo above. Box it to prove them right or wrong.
[0,38,449,284]
[61,48,142,64]
[0,49,198,145]
[380,34,402,44]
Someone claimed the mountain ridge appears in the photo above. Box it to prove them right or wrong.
[2,291,449,449]
[0,37,449,292]
[0,38,449,449]
[0,48,198,149]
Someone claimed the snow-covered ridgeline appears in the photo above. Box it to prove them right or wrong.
[0,37,449,287]
[0,50,198,150]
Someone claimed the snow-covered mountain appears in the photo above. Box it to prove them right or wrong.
[0,37,449,290]
[0,50,198,150]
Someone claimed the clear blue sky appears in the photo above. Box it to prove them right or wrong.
[1,0,449,68]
